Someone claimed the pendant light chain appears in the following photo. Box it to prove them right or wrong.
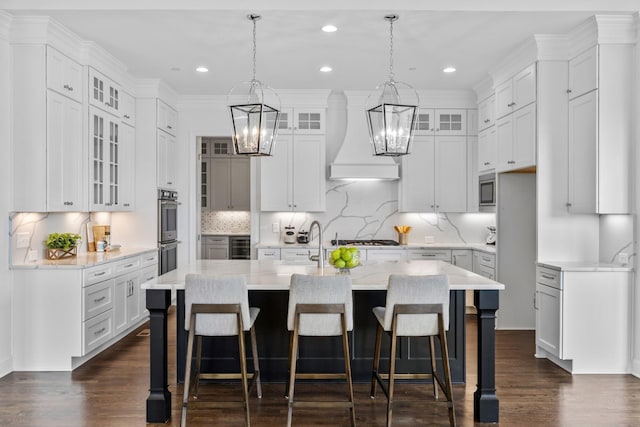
[252,16,257,82]
[388,17,394,82]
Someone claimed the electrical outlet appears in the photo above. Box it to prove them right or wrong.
[28,250,38,262]
[424,235,435,244]
[272,222,280,233]
[16,232,30,249]
[618,252,629,264]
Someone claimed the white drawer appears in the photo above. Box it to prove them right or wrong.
[83,279,114,321]
[83,309,113,354]
[476,265,496,280]
[257,248,281,259]
[367,250,405,261]
[114,256,141,276]
[139,265,158,284]
[476,252,496,269]
[407,249,451,262]
[84,263,114,286]
[536,266,561,290]
[140,251,159,267]
[281,248,312,260]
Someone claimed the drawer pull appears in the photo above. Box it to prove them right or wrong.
[124,263,134,268]
[94,271,106,277]
[146,257,155,261]
[482,256,492,262]
[93,296,106,303]
[145,276,155,282]
[422,254,437,257]
[94,327,107,336]
[541,273,556,280]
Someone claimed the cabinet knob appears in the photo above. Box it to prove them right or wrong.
[508,160,515,164]
[167,125,173,129]
[566,89,572,94]
[484,162,490,166]
[167,182,173,185]
[566,202,572,207]
[483,119,490,123]
[507,102,515,107]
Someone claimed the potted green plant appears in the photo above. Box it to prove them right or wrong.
[45,232,82,260]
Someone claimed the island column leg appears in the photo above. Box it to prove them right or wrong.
[146,288,172,423]
[474,289,500,423]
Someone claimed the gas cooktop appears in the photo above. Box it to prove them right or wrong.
[331,239,399,246]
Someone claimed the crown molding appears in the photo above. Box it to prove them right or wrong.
[568,14,636,57]
[534,35,569,61]
[177,95,228,111]
[489,37,538,86]
[134,78,179,105]
[80,40,128,82]
[9,16,84,62]
[473,76,494,102]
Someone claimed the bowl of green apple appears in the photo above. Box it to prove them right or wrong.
[328,246,360,273]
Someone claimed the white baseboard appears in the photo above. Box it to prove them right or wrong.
[631,358,640,378]
[0,355,13,379]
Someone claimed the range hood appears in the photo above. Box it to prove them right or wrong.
[329,92,399,180]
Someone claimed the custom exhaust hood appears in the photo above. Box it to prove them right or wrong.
[329,92,400,181]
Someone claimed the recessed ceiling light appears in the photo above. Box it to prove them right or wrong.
[322,25,337,33]
[196,66,209,73]
[443,67,456,73]
[320,66,332,73]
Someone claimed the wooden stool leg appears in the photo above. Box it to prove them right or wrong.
[287,316,301,427]
[193,335,202,399]
[284,332,293,399]
[341,313,356,427]
[181,315,197,427]
[439,316,456,427]
[370,323,383,398]
[387,328,399,427]
[429,335,439,400]
[250,326,262,399]
[237,316,250,427]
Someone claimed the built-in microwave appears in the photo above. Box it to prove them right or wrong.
[479,173,496,212]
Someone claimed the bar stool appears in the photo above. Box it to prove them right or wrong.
[370,274,455,427]
[181,274,262,427]
[286,274,356,427]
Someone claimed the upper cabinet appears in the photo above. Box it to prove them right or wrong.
[120,91,136,126]
[12,44,88,212]
[399,135,467,213]
[477,126,497,173]
[414,109,468,136]
[567,44,632,214]
[477,95,495,132]
[567,46,597,100]
[46,46,83,103]
[272,108,325,135]
[201,138,250,211]
[89,67,120,117]
[495,103,536,173]
[157,99,178,136]
[494,64,536,120]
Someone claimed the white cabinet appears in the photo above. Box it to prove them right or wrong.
[90,106,131,210]
[495,103,536,172]
[281,248,315,263]
[407,249,451,262]
[494,63,536,119]
[366,250,405,261]
[46,46,83,103]
[46,90,86,211]
[272,107,325,135]
[201,235,229,260]
[257,248,281,260]
[89,67,120,116]
[157,99,177,136]
[477,127,497,173]
[120,91,136,126]
[157,130,177,189]
[568,46,597,100]
[399,135,467,213]
[566,44,632,214]
[119,123,135,210]
[473,251,496,280]
[203,157,250,211]
[260,134,325,212]
[414,109,467,136]
[452,249,473,271]
[477,95,495,131]
[12,44,88,212]
[535,265,631,373]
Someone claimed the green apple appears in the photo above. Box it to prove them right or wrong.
[334,259,346,269]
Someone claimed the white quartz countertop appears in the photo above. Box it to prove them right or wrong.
[11,247,158,270]
[537,261,633,272]
[202,231,250,236]
[258,242,496,254]
[143,259,505,291]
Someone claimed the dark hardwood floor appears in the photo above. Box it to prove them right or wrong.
[2,308,640,426]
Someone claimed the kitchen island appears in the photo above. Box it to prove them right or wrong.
[143,259,504,423]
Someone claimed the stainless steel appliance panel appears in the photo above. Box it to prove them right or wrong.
[479,173,496,212]
[159,241,177,275]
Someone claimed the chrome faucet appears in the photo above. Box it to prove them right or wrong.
[307,220,324,269]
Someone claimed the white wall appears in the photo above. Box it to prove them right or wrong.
[0,12,13,377]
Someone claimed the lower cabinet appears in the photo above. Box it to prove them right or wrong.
[535,264,632,373]
[201,235,229,259]
[12,250,158,371]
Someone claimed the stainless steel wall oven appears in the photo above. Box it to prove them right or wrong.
[158,189,179,275]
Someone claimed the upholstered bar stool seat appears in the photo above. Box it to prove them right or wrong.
[370,274,456,427]
[286,273,356,427]
[181,274,262,427]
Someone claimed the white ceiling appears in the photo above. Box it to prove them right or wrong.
[3,1,638,96]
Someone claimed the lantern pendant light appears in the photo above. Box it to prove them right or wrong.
[366,15,419,157]
[228,14,281,156]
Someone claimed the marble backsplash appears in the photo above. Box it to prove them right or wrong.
[259,180,497,245]
[202,210,250,233]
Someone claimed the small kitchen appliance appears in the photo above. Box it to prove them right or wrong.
[283,226,297,244]
[297,230,309,244]
[486,226,497,245]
